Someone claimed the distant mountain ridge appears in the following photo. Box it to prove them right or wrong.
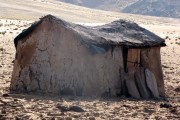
[58,0,180,19]
[122,0,180,19]
[59,0,138,11]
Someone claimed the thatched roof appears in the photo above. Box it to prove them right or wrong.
[14,15,165,49]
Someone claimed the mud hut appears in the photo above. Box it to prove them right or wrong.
[10,15,166,98]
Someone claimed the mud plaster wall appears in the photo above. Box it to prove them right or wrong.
[141,47,165,96]
[11,20,124,97]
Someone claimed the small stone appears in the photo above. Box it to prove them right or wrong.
[65,117,72,120]
[1,110,6,114]
[93,112,99,117]
[2,93,9,97]
[51,117,56,120]
[144,108,155,114]
[89,117,95,120]
[131,113,138,117]
[170,108,178,115]
[56,105,69,112]
[85,112,90,117]
[174,87,180,92]
[0,114,4,118]
[160,103,172,108]
[14,99,18,101]
[69,106,85,112]
[72,114,80,118]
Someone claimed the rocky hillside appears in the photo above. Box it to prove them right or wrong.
[122,0,180,19]
[59,0,138,11]
[59,0,180,19]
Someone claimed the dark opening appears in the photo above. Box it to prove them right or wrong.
[123,48,128,73]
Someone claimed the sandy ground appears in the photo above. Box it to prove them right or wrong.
[0,19,180,120]
[0,0,180,119]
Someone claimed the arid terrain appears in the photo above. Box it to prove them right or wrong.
[0,0,180,119]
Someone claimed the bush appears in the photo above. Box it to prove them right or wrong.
[165,36,169,39]
[0,31,6,35]
[176,42,180,45]
[0,48,4,51]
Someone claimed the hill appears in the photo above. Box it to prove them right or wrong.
[59,0,180,19]
[123,0,180,19]
[59,0,138,11]
[0,0,179,25]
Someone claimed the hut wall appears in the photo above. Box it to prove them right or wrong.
[141,47,165,96]
[125,48,164,98]
[127,48,141,68]
[10,20,124,97]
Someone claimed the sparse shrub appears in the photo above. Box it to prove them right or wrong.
[0,48,3,51]
[176,42,180,45]
[0,23,3,27]
[170,42,173,44]
[165,36,169,39]
[9,23,15,26]
[0,31,6,35]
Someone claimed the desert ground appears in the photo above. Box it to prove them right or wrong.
[0,0,180,119]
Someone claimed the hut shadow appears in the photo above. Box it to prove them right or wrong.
[8,91,168,103]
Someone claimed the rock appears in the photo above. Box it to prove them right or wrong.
[122,104,131,108]
[174,87,180,92]
[0,114,4,119]
[72,114,80,118]
[160,103,172,108]
[57,105,85,112]
[143,108,154,114]
[14,99,18,101]
[65,117,72,120]
[131,113,138,117]
[15,116,20,120]
[56,105,69,112]
[93,112,99,117]
[170,108,178,115]
[85,112,90,117]
[113,117,120,120]
[51,117,56,120]
[125,67,141,99]
[89,117,96,120]
[2,93,9,97]
[145,69,159,98]
[47,112,62,116]
[69,106,85,112]
[134,67,150,99]
[1,110,6,114]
